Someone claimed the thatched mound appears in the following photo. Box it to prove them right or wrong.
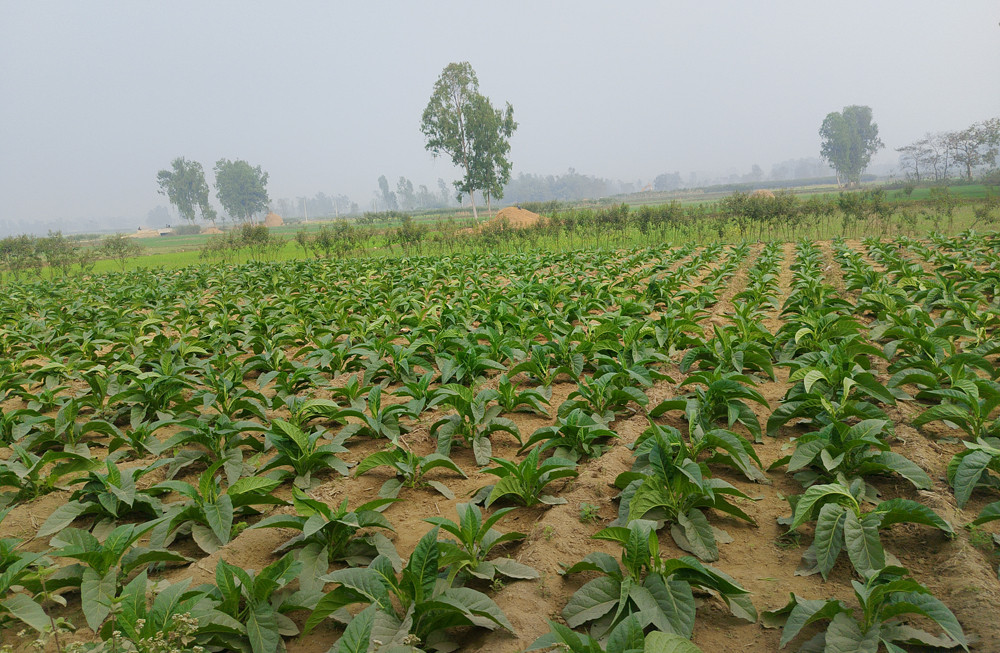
[488,207,542,229]
[201,227,224,235]
[750,189,775,199]
[264,212,284,227]
[128,229,161,239]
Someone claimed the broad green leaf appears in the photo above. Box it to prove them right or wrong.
[971,501,1000,526]
[562,576,621,628]
[787,439,826,472]
[952,450,992,508]
[880,592,967,648]
[873,498,953,535]
[355,450,402,477]
[336,604,376,653]
[204,493,234,545]
[1,594,50,632]
[790,483,857,531]
[843,511,884,575]
[674,510,718,562]
[813,503,847,580]
[246,602,280,653]
[407,527,439,603]
[872,452,932,490]
[439,586,514,632]
[228,475,280,496]
[824,612,879,653]
[606,613,645,653]
[81,568,116,631]
[644,573,696,638]
[645,631,704,653]
[490,557,538,580]
[38,500,89,537]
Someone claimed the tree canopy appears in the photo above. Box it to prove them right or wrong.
[420,62,516,222]
[464,94,517,213]
[819,105,884,187]
[213,159,270,223]
[155,157,216,223]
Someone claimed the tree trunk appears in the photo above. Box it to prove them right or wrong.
[468,190,479,224]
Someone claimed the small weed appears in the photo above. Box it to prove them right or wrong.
[968,524,996,552]
[541,525,555,542]
[775,531,801,550]
[491,577,506,593]
[537,572,552,599]
[578,502,600,524]
[231,521,249,539]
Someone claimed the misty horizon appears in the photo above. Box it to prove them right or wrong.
[1,1,997,234]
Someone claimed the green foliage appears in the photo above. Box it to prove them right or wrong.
[561,520,755,640]
[651,370,769,444]
[769,418,931,490]
[90,571,234,652]
[421,61,517,222]
[156,157,217,223]
[98,234,144,270]
[49,522,188,631]
[947,436,1000,510]
[38,456,168,537]
[559,372,649,423]
[250,488,396,592]
[0,446,99,507]
[355,445,465,500]
[613,426,754,561]
[306,527,514,648]
[912,377,1000,440]
[819,105,884,186]
[213,158,270,223]
[425,502,537,582]
[151,462,286,554]
[161,414,266,485]
[478,447,578,507]
[0,529,52,634]
[528,615,705,652]
[521,408,618,461]
[199,555,306,653]
[338,385,418,445]
[785,480,953,579]
[764,566,967,652]
[495,373,550,415]
[431,384,520,465]
[259,419,351,489]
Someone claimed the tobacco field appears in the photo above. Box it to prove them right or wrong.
[2,233,1000,653]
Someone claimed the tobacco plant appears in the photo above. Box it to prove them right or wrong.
[431,384,520,465]
[478,447,578,507]
[355,445,466,499]
[305,527,513,649]
[259,419,351,489]
[613,427,754,561]
[425,503,538,583]
[561,520,755,640]
[151,462,286,554]
[764,566,967,652]
[784,479,954,579]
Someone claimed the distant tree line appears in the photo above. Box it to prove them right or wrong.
[499,169,623,203]
[896,117,1000,182]
[0,231,145,281]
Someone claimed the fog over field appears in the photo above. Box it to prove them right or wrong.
[0,1,997,231]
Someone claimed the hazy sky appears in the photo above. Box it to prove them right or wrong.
[1,1,997,225]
